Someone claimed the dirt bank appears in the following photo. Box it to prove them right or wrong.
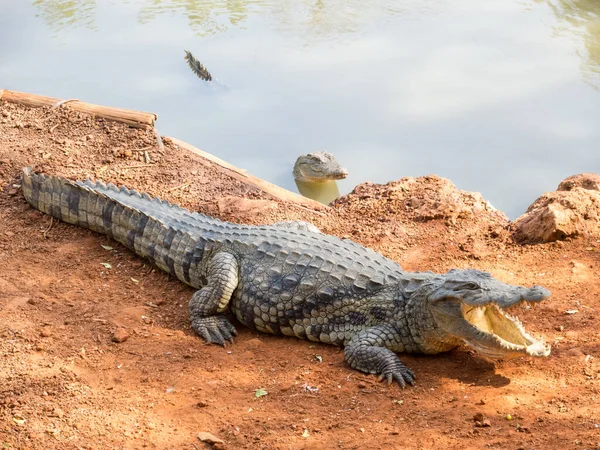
[1,100,599,449]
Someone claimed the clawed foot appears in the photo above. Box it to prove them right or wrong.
[377,360,416,388]
[345,329,417,389]
[191,316,237,346]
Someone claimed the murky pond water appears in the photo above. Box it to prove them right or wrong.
[2,0,599,218]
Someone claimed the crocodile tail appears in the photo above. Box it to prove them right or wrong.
[184,50,213,82]
[22,167,88,228]
[22,167,146,239]
[21,168,203,285]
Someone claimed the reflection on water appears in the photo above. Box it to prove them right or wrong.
[135,0,250,36]
[544,0,600,89]
[33,0,97,33]
[295,180,341,205]
[32,0,438,38]
[30,0,600,88]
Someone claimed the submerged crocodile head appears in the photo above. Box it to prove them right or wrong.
[415,269,551,359]
[293,152,349,183]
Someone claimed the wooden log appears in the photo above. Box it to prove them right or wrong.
[0,89,157,129]
[167,137,327,210]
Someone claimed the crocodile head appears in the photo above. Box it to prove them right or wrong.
[420,269,551,359]
[293,152,349,183]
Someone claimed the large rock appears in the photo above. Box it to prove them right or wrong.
[512,173,600,243]
[557,173,600,192]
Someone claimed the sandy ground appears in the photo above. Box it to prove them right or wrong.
[0,101,599,450]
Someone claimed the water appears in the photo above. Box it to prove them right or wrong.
[1,0,599,218]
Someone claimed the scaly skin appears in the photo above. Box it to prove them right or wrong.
[293,152,349,183]
[21,168,551,387]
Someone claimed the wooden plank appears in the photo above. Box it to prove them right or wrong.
[0,89,157,129]
[167,137,327,210]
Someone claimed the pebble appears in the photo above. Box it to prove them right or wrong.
[197,431,224,445]
[40,328,52,338]
[112,328,129,343]
[473,412,491,427]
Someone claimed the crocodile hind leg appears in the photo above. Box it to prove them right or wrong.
[189,252,239,346]
[345,325,416,388]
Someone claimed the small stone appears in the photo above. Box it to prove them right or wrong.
[124,149,133,158]
[473,412,491,427]
[112,328,129,343]
[7,188,18,196]
[197,431,224,445]
[475,419,491,428]
[556,325,564,332]
[40,328,52,337]
[357,382,367,389]
[51,408,64,418]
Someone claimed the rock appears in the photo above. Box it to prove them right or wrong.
[40,327,52,338]
[478,419,491,427]
[512,176,600,243]
[217,197,278,215]
[197,431,224,445]
[473,412,491,427]
[557,173,600,192]
[570,260,591,279]
[112,328,129,343]
[243,338,264,349]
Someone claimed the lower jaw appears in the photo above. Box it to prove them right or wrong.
[464,338,549,359]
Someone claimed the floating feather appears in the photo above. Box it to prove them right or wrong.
[184,50,213,82]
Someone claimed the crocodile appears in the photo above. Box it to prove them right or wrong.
[184,50,213,82]
[293,152,349,183]
[21,168,551,387]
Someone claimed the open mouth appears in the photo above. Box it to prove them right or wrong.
[461,302,551,359]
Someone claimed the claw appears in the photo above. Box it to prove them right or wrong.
[191,316,237,347]
[378,362,415,388]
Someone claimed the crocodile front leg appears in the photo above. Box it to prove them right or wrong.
[190,252,239,346]
[345,325,416,388]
